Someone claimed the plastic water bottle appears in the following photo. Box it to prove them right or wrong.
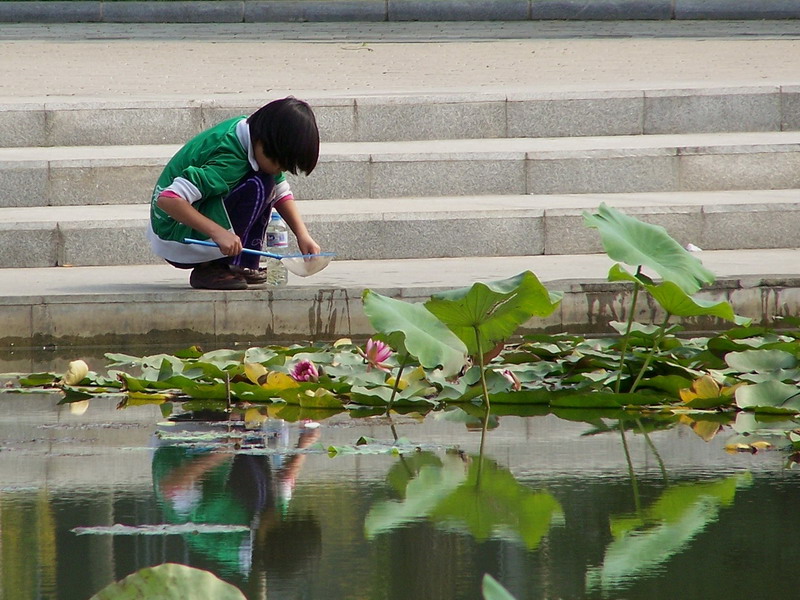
[264,211,289,286]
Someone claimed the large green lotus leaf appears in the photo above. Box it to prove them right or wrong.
[430,458,562,550]
[585,203,715,294]
[725,349,798,372]
[482,575,517,600]
[90,563,245,600]
[646,281,750,325]
[735,380,800,414]
[362,290,467,377]
[425,271,562,357]
[609,264,748,324]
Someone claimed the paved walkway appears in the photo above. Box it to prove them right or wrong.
[3,21,800,345]
[2,21,800,101]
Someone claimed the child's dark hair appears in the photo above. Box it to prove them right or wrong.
[248,97,319,176]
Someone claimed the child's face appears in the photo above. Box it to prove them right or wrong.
[253,140,282,175]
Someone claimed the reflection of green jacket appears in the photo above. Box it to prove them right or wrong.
[147,116,289,263]
[152,447,252,576]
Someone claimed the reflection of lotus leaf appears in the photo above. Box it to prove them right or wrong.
[431,460,562,550]
[366,455,563,552]
[586,473,751,593]
[90,563,245,600]
[364,456,468,537]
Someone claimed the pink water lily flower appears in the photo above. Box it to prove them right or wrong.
[496,368,521,391]
[291,359,319,382]
[361,338,393,372]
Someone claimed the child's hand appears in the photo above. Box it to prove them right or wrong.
[297,235,321,256]
[212,230,243,256]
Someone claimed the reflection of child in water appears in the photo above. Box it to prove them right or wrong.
[152,420,321,596]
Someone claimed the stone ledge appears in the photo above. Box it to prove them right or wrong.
[0,1,799,23]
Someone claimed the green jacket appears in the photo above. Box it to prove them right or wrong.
[147,116,288,263]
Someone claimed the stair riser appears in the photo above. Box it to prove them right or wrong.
[4,146,799,207]
[2,86,798,147]
[6,204,800,268]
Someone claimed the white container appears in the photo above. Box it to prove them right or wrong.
[263,212,289,286]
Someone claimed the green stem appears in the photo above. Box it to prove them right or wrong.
[629,313,671,394]
[475,327,491,412]
[387,354,409,410]
[637,418,669,485]
[477,403,490,486]
[614,276,642,394]
[619,421,642,516]
[387,354,410,442]
[474,326,492,485]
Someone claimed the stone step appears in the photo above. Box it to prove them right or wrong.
[3,131,800,208]
[4,249,800,347]
[4,189,799,268]
[2,86,798,148]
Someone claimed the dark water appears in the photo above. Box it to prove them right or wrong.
[1,389,798,600]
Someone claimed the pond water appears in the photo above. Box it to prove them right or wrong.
[1,385,798,600]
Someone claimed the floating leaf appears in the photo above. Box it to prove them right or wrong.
[679,374,739,409]
[74,524,250,536]
[89,563,246,600]
[726,349,798,373]
[261,371,300,391]
[244,362,268,385]
[17,372,58,387]
[735,380,800,414]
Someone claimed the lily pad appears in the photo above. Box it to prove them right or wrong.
[89,563,245,600]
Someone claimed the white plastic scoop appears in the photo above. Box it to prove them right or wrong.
[183,238,334,277]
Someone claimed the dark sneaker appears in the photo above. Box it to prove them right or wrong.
[229,265,268,285]
[189,262,248,290]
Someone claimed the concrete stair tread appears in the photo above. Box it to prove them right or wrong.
[5,248,800,299]
[4,189,799,268]
[5,248,800,345]
[4,189,800,224]
[4,130,800,163]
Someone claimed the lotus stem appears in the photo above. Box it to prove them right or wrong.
[629,314,671,394]
[619,421,642,516]
[387,354,409,410]
[387,354,410,442]
[637,418,669,485]
[472,326,494,484]
[614,272,642,393]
